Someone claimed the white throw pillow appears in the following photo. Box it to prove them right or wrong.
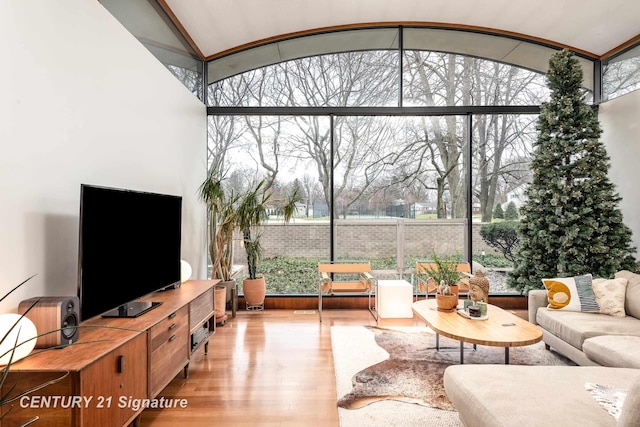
[592,277,628,317]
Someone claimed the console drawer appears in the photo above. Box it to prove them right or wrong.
[149,306,189,397]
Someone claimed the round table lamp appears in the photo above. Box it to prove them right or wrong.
[0,313,38,365]
[180,260,192,283]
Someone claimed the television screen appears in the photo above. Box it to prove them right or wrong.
[78,184,182,320]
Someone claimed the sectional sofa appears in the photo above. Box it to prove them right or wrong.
[443,270,640,427]
[527,270,640,367]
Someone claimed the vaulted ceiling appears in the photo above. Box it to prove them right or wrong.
[161,0,640,60]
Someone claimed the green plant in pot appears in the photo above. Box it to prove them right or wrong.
[200,168,301,311]
[199,169,240,323]
[420,251,466,311]
[235,180,300,310]
[435,281,458,312]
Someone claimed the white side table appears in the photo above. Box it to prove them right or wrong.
[377,279,414,318]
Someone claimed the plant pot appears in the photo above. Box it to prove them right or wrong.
[436,294,458,312]
[214,285,228,325]
[243,277,266,311]
[216,279,236,304]
[450,284,459,301]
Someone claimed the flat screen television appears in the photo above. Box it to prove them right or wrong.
[78,184,182,320]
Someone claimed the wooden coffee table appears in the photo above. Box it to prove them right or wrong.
[412,299,542,364]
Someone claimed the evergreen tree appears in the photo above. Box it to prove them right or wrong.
[493,203,504,219]
[508,49,637,294]
[504,201,519,220]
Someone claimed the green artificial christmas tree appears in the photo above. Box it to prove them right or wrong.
[508,49,637,294]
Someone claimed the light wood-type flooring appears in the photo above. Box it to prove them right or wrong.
[138,308,526,427]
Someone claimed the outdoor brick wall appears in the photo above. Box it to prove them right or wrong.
[232,219,496,264]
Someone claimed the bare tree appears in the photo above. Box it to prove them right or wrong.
[603,56,640,99]
[277,52,400,217]
[207,75,255,175]
[300,173,321,217]
[208,49,547,223]
[404,51,546,220]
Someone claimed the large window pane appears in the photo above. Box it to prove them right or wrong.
[471,114,537,294]
[398,116,468,275]
[210,51,399,107]
[403,51,549,106]
[208,28,399,83]
[603,44,640,101]
[330,116,468,276]
[207,115,331,294]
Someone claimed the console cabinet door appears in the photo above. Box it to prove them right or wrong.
[189,287,214,333]
[80,333,148,427]
[0,371,78,427]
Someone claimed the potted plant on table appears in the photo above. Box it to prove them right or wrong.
[420,251,467,310]
[435,281,458,312]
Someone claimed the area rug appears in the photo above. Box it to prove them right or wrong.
[331,325,573,427]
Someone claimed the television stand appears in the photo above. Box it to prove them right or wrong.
[1,280,217,427]
[102,301,162,318]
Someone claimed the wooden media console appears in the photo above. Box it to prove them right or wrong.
[0,280,218,427]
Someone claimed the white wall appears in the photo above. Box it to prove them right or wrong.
[600,89,640,256]
[0,0,207,312]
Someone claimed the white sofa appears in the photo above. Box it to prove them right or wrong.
[444,365,640,427]
[528,270,640,367]
[443,270,640,426]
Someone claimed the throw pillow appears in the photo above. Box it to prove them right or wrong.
[592,277,628,317]
[542,274,600,312]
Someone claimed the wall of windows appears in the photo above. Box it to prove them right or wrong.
[207,40,551,295]
[88,5,640,295]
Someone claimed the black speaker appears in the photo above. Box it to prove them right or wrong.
[18,296,80,348]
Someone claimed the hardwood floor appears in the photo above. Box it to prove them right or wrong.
[139,308,527,427]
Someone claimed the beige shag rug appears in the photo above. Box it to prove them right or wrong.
[332,325,573,427]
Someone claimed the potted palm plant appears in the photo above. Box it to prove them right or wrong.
[199,169,239,323]
[200,168,301,311]
[235,180,300,310]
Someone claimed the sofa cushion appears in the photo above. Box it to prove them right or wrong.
[618,374,640,427]
[592,277,628,317]
[536,309,640,350]
[583,336,640,368]
[542,274,599,312]
[615,270,640,319]
[443,365,640,427]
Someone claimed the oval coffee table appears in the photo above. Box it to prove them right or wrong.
[412,299,543,364]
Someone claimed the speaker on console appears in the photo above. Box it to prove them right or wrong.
[18,296,80,348]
